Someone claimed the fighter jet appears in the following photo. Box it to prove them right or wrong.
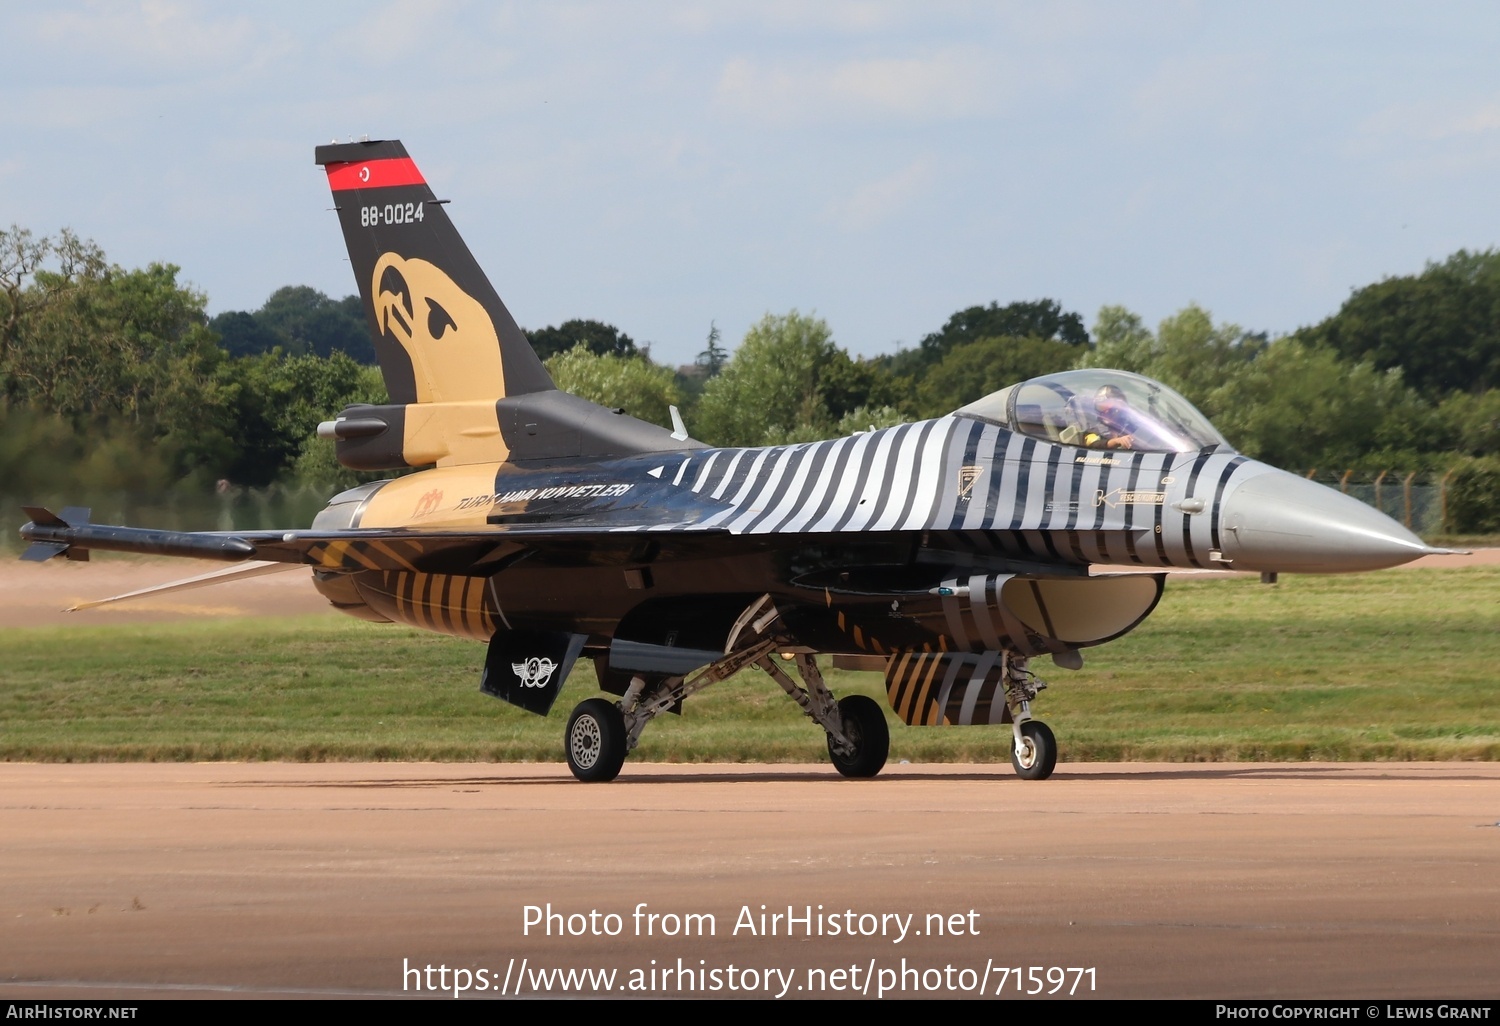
[19,139,1451,783]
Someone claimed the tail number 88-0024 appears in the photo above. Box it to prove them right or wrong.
[362,203,425,227]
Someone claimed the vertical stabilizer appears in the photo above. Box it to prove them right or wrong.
[314,139,553,405]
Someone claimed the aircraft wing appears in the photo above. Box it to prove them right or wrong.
[18,505,732,576]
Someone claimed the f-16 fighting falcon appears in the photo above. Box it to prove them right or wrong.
[19,140,1453,782]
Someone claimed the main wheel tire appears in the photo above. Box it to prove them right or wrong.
[565,698,627,782]
[1011,719,1057,780]
[827,694,890,779]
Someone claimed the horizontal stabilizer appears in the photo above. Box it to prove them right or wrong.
[66,560,296,612]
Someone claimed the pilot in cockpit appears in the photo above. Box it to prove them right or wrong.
[1064,386,1133,449]
[972,369,1224,455]
[1091,384,1137,450]
[1089,383,1186,451]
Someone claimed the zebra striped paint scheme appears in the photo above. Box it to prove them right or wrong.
[936,573,1052,658]
[885,651,1012,727]
[636,416,1255,570]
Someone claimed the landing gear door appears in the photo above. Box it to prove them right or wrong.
[480,629,587,716]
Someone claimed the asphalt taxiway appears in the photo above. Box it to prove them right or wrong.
[2,762,1497,999]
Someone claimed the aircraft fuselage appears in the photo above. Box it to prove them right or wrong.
[306,410,1427,666]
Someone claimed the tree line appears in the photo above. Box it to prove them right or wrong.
[2,223,1497,529]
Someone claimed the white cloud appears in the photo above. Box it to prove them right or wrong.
[824,157,935,230]
[35,1,288,78]
[671,0,924,35]
[1128,53,1267,137]
[352,0,469,63]
[669,0,1117,39]
[1363,96,1500,143]
[1349,95,1500,181]
[716,49,1002,125]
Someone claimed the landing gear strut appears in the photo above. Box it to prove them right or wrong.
[561,595,891,782]
[756,650,889,779]
[562,637,778,782]
[1004,654,1056,780]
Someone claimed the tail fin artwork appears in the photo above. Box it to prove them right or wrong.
[314,139,698,470]
[315,139,552,405]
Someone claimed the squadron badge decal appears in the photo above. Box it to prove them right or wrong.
[957,465,984,501]
[512,657,559,689]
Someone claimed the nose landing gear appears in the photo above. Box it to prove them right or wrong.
[1010,719,1057,780]
[1005,654,1057,780]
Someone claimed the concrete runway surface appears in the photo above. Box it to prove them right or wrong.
[2,762,1498,1000]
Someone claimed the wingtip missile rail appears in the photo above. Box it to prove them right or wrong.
[20,506,257,563]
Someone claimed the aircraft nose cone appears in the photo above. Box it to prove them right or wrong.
[1220,469,1430,573]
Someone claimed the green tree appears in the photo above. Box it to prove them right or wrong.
[884,298,1089,378]
[21,262,239,480]
[0,229,258,491]
[1208,341,1431,471]
[544,345,682,429]
[208,309,284,359]
[1084,304,1438,471]
[0,225,107,405]
[1445,456,1500,532]
[212,286,373,363]
[526,319,637,360]
[0,402,180,497]
[1083,303,1267,408]
[915,335,1079,418]
[226,350,387,487]
[1435,389,1500,457]
[697,320,727,377]
[833,404,909,436]
[695,312,897,446]
[1301,250,1500,396]
[1086,305,1155,372]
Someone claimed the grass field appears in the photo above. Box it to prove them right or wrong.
[1,566,1496,764]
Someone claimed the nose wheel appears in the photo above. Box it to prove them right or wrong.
[1011,719,1057,780]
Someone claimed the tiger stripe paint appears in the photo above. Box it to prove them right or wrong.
[885,652,1015,727]
[354,570,496,641]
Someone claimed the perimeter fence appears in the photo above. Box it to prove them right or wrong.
[1298,469,1452,535]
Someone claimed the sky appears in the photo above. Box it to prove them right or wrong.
[4,1,1500,368]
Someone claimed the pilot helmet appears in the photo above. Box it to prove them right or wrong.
[1094,384,1128,416]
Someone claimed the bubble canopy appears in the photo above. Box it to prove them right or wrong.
[956,369,1232,454]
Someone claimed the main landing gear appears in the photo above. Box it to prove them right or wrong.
[564,698,628,783]
[759,653,889,779]
[561,595,891,783]
[827,695,890,778]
